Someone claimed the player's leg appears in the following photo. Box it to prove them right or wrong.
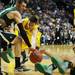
[21,50,28,64]
[35,63,57,75]
[11,36,22,70]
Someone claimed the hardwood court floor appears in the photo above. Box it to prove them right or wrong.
[1,45,74,75]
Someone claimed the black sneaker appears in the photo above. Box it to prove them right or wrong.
[15,66,23,72]
[15,66,30,72]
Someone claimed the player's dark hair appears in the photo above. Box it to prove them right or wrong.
[29,16,38,23]
[17,0,27,4]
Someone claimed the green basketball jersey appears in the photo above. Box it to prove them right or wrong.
[0,6,16,18]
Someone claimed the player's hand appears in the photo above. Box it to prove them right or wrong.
[40,50,46,54]
[28,48,36,54]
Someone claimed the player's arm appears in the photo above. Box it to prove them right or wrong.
[17,23,31,47]
[8,11,31,47]
[7,11,22,23]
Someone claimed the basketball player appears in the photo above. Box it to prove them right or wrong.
[0,0,32,71]
[21,16,41,64]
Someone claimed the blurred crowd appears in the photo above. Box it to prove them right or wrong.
[0,0,75,45]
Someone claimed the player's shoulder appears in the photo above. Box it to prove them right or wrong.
[22,17,29,26]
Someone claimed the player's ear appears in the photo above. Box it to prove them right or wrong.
[73,47,75,53]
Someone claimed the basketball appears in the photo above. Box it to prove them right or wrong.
[29,50,43,63]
